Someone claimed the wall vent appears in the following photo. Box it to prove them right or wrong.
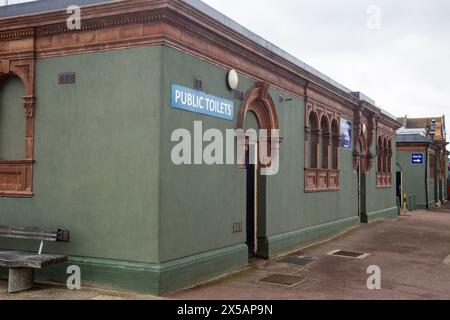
[58,72,76,84]
[194,78,204,91]
[234,90,244,101]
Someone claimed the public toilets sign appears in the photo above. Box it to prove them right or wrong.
[171,84,234,121]
[411,153,424,165]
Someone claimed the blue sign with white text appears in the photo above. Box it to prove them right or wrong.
[340,119,352,149]
[411,153,424,165]
[171,84,234,121]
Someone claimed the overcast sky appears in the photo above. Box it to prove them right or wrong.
[201,0,449,142]
[2,0,449,142]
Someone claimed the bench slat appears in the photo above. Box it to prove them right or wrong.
[0,251,68,269]
[0,225,69,242]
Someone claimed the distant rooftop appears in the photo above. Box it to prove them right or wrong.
[397,115,446,142]
[0,0,398,121]
[396,134,430,143]
[397,128,427,136]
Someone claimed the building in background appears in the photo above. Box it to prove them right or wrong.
[0,0,401,295]
[396,116,448,210]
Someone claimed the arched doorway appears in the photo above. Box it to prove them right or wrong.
[356,136,367,223]
[237,82,279,259]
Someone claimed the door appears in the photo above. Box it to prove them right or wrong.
[246,143,258,258]
[358,165,367,223]
[357,149,367,223]
[396,171,402,210]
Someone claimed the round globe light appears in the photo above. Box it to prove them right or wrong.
[362,123,367,134]
[227,69,239,90]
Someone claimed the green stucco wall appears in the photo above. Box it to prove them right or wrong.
[1,44,399,295]
[397,149,436,209]
[0,76,25,160]
[365,136,398,221]
[446,155,449,201]
[159,46,397,266]
[159,47,248,263]
[0,47,162,264]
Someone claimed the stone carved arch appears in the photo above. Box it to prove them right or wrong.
[0,59,35,197]
[331,118,340,170]
[353,110,376,173]
[237,82,280,169]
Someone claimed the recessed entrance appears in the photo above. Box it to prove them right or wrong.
[357,139,367,223]
[246,140,259,258]
[396,171,402,211]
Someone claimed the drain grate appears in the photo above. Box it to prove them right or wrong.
[329,250,369,259]
[259,274,304,286]
[278,256,315,267]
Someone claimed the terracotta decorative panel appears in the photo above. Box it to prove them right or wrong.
[317,171,328,189]
[328,171,339,189]
[305,170,318,191]
[0,161,33,197]
[305,169,340,192]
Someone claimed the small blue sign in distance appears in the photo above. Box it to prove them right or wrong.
[171,84,234,121]
[411,153,424,165]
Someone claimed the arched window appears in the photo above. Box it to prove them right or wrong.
[308,112,319,169]
[387,139,392,173]
[376,135,393,188]
[377,137,383,173]
[305,108,340,192]
[331,120,339,170]
[320,116,330,169]
[0,76,25,160]
[0,58,35,197]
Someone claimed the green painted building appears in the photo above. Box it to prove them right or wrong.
[396,116,449,210]
[0,0,401,295]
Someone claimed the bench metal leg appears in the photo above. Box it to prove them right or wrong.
[8,268,35,293]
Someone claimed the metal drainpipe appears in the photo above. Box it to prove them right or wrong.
[425,143,429,210]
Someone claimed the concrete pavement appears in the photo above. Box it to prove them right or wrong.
[1,206,450,300]
[169,207,450,300]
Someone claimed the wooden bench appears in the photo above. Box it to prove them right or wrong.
[0,225,70,293]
